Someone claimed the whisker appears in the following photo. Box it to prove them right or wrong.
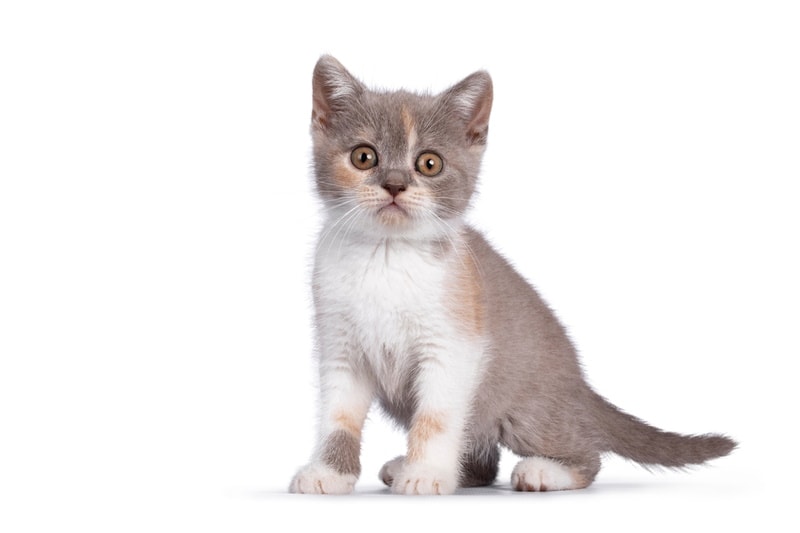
[317,203,363,255]
[335,205,369,258]
[327,206,365,255]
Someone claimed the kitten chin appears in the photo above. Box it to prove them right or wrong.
[291,55,736,496]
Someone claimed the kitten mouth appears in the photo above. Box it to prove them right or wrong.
[378,201,408,215]
[376,201,410,224]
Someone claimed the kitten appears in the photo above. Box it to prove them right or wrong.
[289,55,735,495]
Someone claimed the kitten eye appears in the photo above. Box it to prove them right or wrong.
[415,152,444,177]
[350,145,378,170]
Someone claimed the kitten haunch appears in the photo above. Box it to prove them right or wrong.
[290,55,735,495]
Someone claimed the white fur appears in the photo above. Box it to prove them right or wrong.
[290,463,357,495]
[315,230,479,392]
[511,457,580,492]
[308,219,487,495]
[391,461,458,495]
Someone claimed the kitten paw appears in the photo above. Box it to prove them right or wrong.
[378,455,405,486]
[289,463,357,494]
[511,456,587,492]
[390,463,457,495]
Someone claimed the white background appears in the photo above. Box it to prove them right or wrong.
[1,1,798,531]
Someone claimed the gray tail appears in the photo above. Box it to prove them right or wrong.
[590,391,736,468]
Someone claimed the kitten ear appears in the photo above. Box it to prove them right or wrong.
[442,71,493,145]
[311,55,365,131]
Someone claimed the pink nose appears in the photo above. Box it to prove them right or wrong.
[383,182,406,197]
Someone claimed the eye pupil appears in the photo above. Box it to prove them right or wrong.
[350,146,378,170]
[416,152,443,177]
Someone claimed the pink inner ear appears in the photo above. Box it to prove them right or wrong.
[311,102,328,130]
[448,72,493,145]
[310,55,365,132]
[311,73,333,130]
[466,99,492,144]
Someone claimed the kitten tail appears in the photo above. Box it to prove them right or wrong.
[590,391,737,468]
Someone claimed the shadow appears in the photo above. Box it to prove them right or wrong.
[242,479,658,499]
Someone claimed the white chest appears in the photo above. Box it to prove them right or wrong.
[314,238,451,364]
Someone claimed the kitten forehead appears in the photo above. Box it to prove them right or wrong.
[400,105,415,136]
[355,91,454,150]
[401,106,417,152]
[363,90,434,127]
[341,93,437,165]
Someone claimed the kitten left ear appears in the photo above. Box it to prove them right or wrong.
[311,55,365,131]
[442,71,493,145]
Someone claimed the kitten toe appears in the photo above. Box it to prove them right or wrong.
[290,463,357,494]
[390,463,457,495]
[511,457,590,492]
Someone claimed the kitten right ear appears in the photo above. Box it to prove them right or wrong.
[311,55,365,131]
[441,71,493,145]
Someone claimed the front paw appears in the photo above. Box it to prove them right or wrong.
[289,463,357,494]
[390,462,457,495]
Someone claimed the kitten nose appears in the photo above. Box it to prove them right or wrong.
[383,182,406,197]
[381,171,409,198]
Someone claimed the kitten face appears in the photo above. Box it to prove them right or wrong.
[311,56,493,240]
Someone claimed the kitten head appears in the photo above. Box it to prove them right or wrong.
[310,55,492,240]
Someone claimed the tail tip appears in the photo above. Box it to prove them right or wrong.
[709,433,738,459]
[686,433,737,466]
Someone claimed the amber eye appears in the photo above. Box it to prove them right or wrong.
[415,152,444,177]
[350,145,378,170]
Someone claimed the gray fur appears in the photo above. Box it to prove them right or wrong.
[321,430,361,477]
[307,55,735,490]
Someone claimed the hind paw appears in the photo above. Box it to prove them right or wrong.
[511,457,590,492]
[379,455,405,486]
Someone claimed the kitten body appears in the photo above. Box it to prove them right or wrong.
[290,56,735,495]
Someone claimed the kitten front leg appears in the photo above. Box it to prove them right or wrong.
[390,340,485,495]
[290,352,374,494]
[391,413,462,495]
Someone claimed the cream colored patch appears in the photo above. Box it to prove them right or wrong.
[445,249,485,336]
[332,156,364,188]
[401,106,417,149]
[333,411,362,437]
[406,413,445,464]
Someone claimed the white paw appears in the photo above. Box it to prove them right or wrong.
[289,463,357,494]
[390,462,457,495]
[511,457,581,492]
[378,455,405,486]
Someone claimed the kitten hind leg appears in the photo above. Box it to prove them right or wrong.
[379,456,404,487]
[460,442,500,487]
[511,454,600,492]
